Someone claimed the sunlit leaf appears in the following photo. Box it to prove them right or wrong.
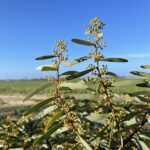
[63,56,92,67]
[109,123,114,148]
[136,95,150,103]
[71,39,94,46]
[34,105,57,120]
[33,122,63,145]
[35,55,56,60]
[24,97,56,116]
[140,65,150,69]
[136,82,150,88]
[45,111,64,132]
[65,68,95,80]
[105,72,117,76]
[101,58,128,62]
[123,112,142,122]
[130,71,150,77]
[138,140,150,150]
[139,134,150,141]
[23,82,53,101]
[54,127,68,134]
[71,143,80,150]
[129,104,148,112]
[140,131,150,140]
[121,123,138,133]
[77,134,93,150]
[86,114,109,125]
[60,70,79,76]
[36,64,57,71]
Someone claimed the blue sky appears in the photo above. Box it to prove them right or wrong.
[0,0,150,79]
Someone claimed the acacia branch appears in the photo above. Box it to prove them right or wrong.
[94,45,120,146]
[118,113,148,150]
[56,62,77,131]
[123,114,148,146]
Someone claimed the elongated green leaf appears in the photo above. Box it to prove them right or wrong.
[71,143,80,150]
[60,70,79,76]
[101,58,128,62]
[137,140,150,150]
[132,139,146,150]
[65,68,95,80]
[35,55,56,60]
[139,134,150,141]
[105,72,117,76]
[36,64,57,71]
[8,148,23,150]
[86,114,109,125]
[109,123,114,148]
[54,127,68,135]
[130,71,150,77]
[23,82,53,101]
[24,97,56,116]
[141,65,150,69]
[140,131,150,140]
[97,83,102,96]
[129,104,148,112]
[146,80,150,87]
[34,105,57,120]
[63,56,92,67]
[77,134,93,150]
[123,112,141,122]
[121,123,138,133]
[71,39,94,46]
[33,122,63,145]
[136,95,150,103]
[45,111,64,132]
[136,82,150,88]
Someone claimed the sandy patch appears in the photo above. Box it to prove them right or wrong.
[0,94,48,113]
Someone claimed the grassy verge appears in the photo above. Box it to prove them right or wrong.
[0,79,52,94]
[0,78,150,95]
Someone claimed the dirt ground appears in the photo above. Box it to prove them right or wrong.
[0,93,135,115]
[0,94,48,114]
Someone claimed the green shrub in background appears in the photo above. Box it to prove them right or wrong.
[0,17,149,150]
